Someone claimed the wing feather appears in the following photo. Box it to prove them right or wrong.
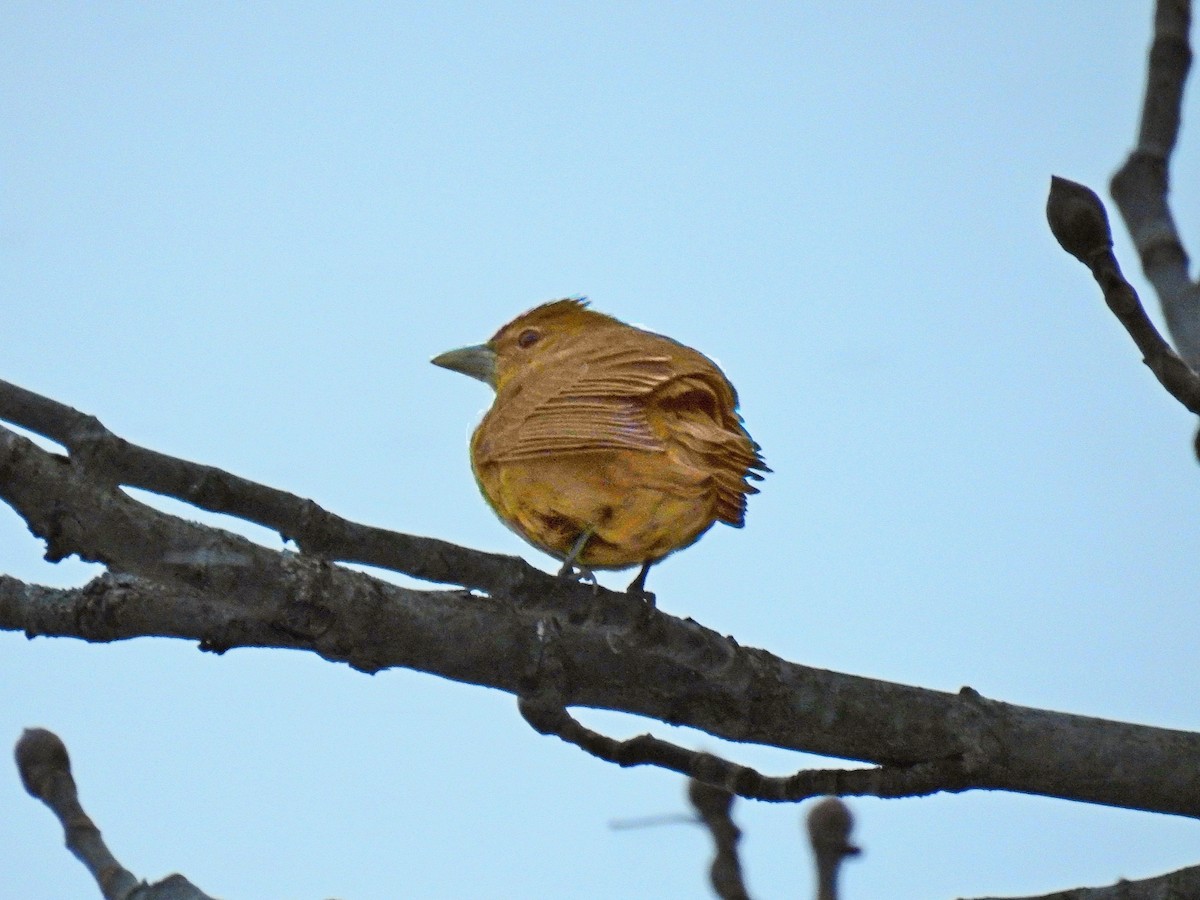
[476,329,768,530]
[643,374,767,526]
[475,337,675,462]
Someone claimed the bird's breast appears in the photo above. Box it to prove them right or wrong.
[470,447,718,569]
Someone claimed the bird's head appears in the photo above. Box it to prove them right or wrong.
[431,297,619,392]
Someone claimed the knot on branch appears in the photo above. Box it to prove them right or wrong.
[953,686,1007,774]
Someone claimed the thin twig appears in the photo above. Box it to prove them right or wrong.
[517,693,974,803]
[15,728,214,900]
[1110,0,1199,367]
[1046,176,1200,415]
[806,798,860,900]
[689,780,750,900]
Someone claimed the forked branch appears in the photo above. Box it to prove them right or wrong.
[1047,176,1200,415]
[1110,0,1200,367]
[4,381,1200,816]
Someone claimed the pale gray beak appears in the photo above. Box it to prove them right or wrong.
[431,343,497,388]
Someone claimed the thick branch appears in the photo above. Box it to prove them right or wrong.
[1110,0,1200,366]
[3,412,1200,817]
[966,863,1200,900]
[0,378,540,597]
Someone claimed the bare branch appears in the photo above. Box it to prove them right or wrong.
[0,378,538,596]
[966,863,1200,900]
[688,780,750,900]
[806,798,859,900]
[1110,0,1200,366]
[5,392,1200,816]
[1047,176,1200,414]
[518,691,974,803]
[15,728,215,900]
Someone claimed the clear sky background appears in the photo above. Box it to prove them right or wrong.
[3,3,1198,898]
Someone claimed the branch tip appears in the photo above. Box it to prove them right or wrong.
[807,797,859,900]
[15,727,72,800]
[688,778,749,900]
[1047,176,1114,265]
[806,796,860,859]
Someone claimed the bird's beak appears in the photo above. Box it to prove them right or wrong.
[431,343,497,387]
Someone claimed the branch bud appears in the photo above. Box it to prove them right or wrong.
[15,727,72,799]
[1046,176,1114,265]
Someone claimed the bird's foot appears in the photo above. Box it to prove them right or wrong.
[557,561,599,593]
[640,591,657,608]
[624,561,656,607]
[625,585,656,608]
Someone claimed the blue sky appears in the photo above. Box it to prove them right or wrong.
[3,3,1199,898]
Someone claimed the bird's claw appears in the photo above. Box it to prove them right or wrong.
[557,562,599,593]
[625,585,656,607]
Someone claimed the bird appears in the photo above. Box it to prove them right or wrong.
[431,298,767,594]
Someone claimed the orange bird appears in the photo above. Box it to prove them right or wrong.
[432,298,767,594]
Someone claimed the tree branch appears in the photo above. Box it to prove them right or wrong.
[688,780,750,900]
[1110,0,1199,366]
[1046,176,1200,415]
[15,728,215,900]
[966,863,1200,900]
[0,378,539,597]
[518,691,974,803]
[5,388,1200,817]
[806,797,859,900]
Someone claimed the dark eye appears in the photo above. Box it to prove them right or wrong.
[517,328,541,349]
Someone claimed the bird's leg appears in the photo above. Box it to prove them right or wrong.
[626,561,656,605]
[557,528,597,588]
[558,528,592,574]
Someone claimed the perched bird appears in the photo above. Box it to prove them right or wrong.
[432,298,767,594]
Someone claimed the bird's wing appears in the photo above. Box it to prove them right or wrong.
[478,334,768,524]
[641,372,766,526]
[477,342,675,463]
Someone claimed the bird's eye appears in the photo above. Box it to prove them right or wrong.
[517,328,541,349]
